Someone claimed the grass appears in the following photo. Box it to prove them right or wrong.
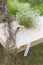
[18,43,43,65]
[0,43,43,65]
[0,44,6,65]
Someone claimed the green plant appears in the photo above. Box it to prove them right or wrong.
[19,0,43,6]
[16,8,39,28]
[39,5,43,16]
[36,4,43,16]
[7,0,29,15]
[32,4,43,16]
[7,0,19,15]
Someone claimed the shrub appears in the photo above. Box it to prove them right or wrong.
[36,4,43,16]
[16,8,39,28]
[19,0,43,6]
[39,5,43,16]
[7,0,30,15]
[32,4,43,16]
[7,0,19,15]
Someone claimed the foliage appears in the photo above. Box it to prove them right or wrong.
[35,4,43,16]
[7,0,19,15]
[16,8,39,28]
[7,0,30,16]
[39,4,43,16]
[19,0,43,6]
[7,0,43,16]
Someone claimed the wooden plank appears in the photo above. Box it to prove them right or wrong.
[17,38,43,53]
